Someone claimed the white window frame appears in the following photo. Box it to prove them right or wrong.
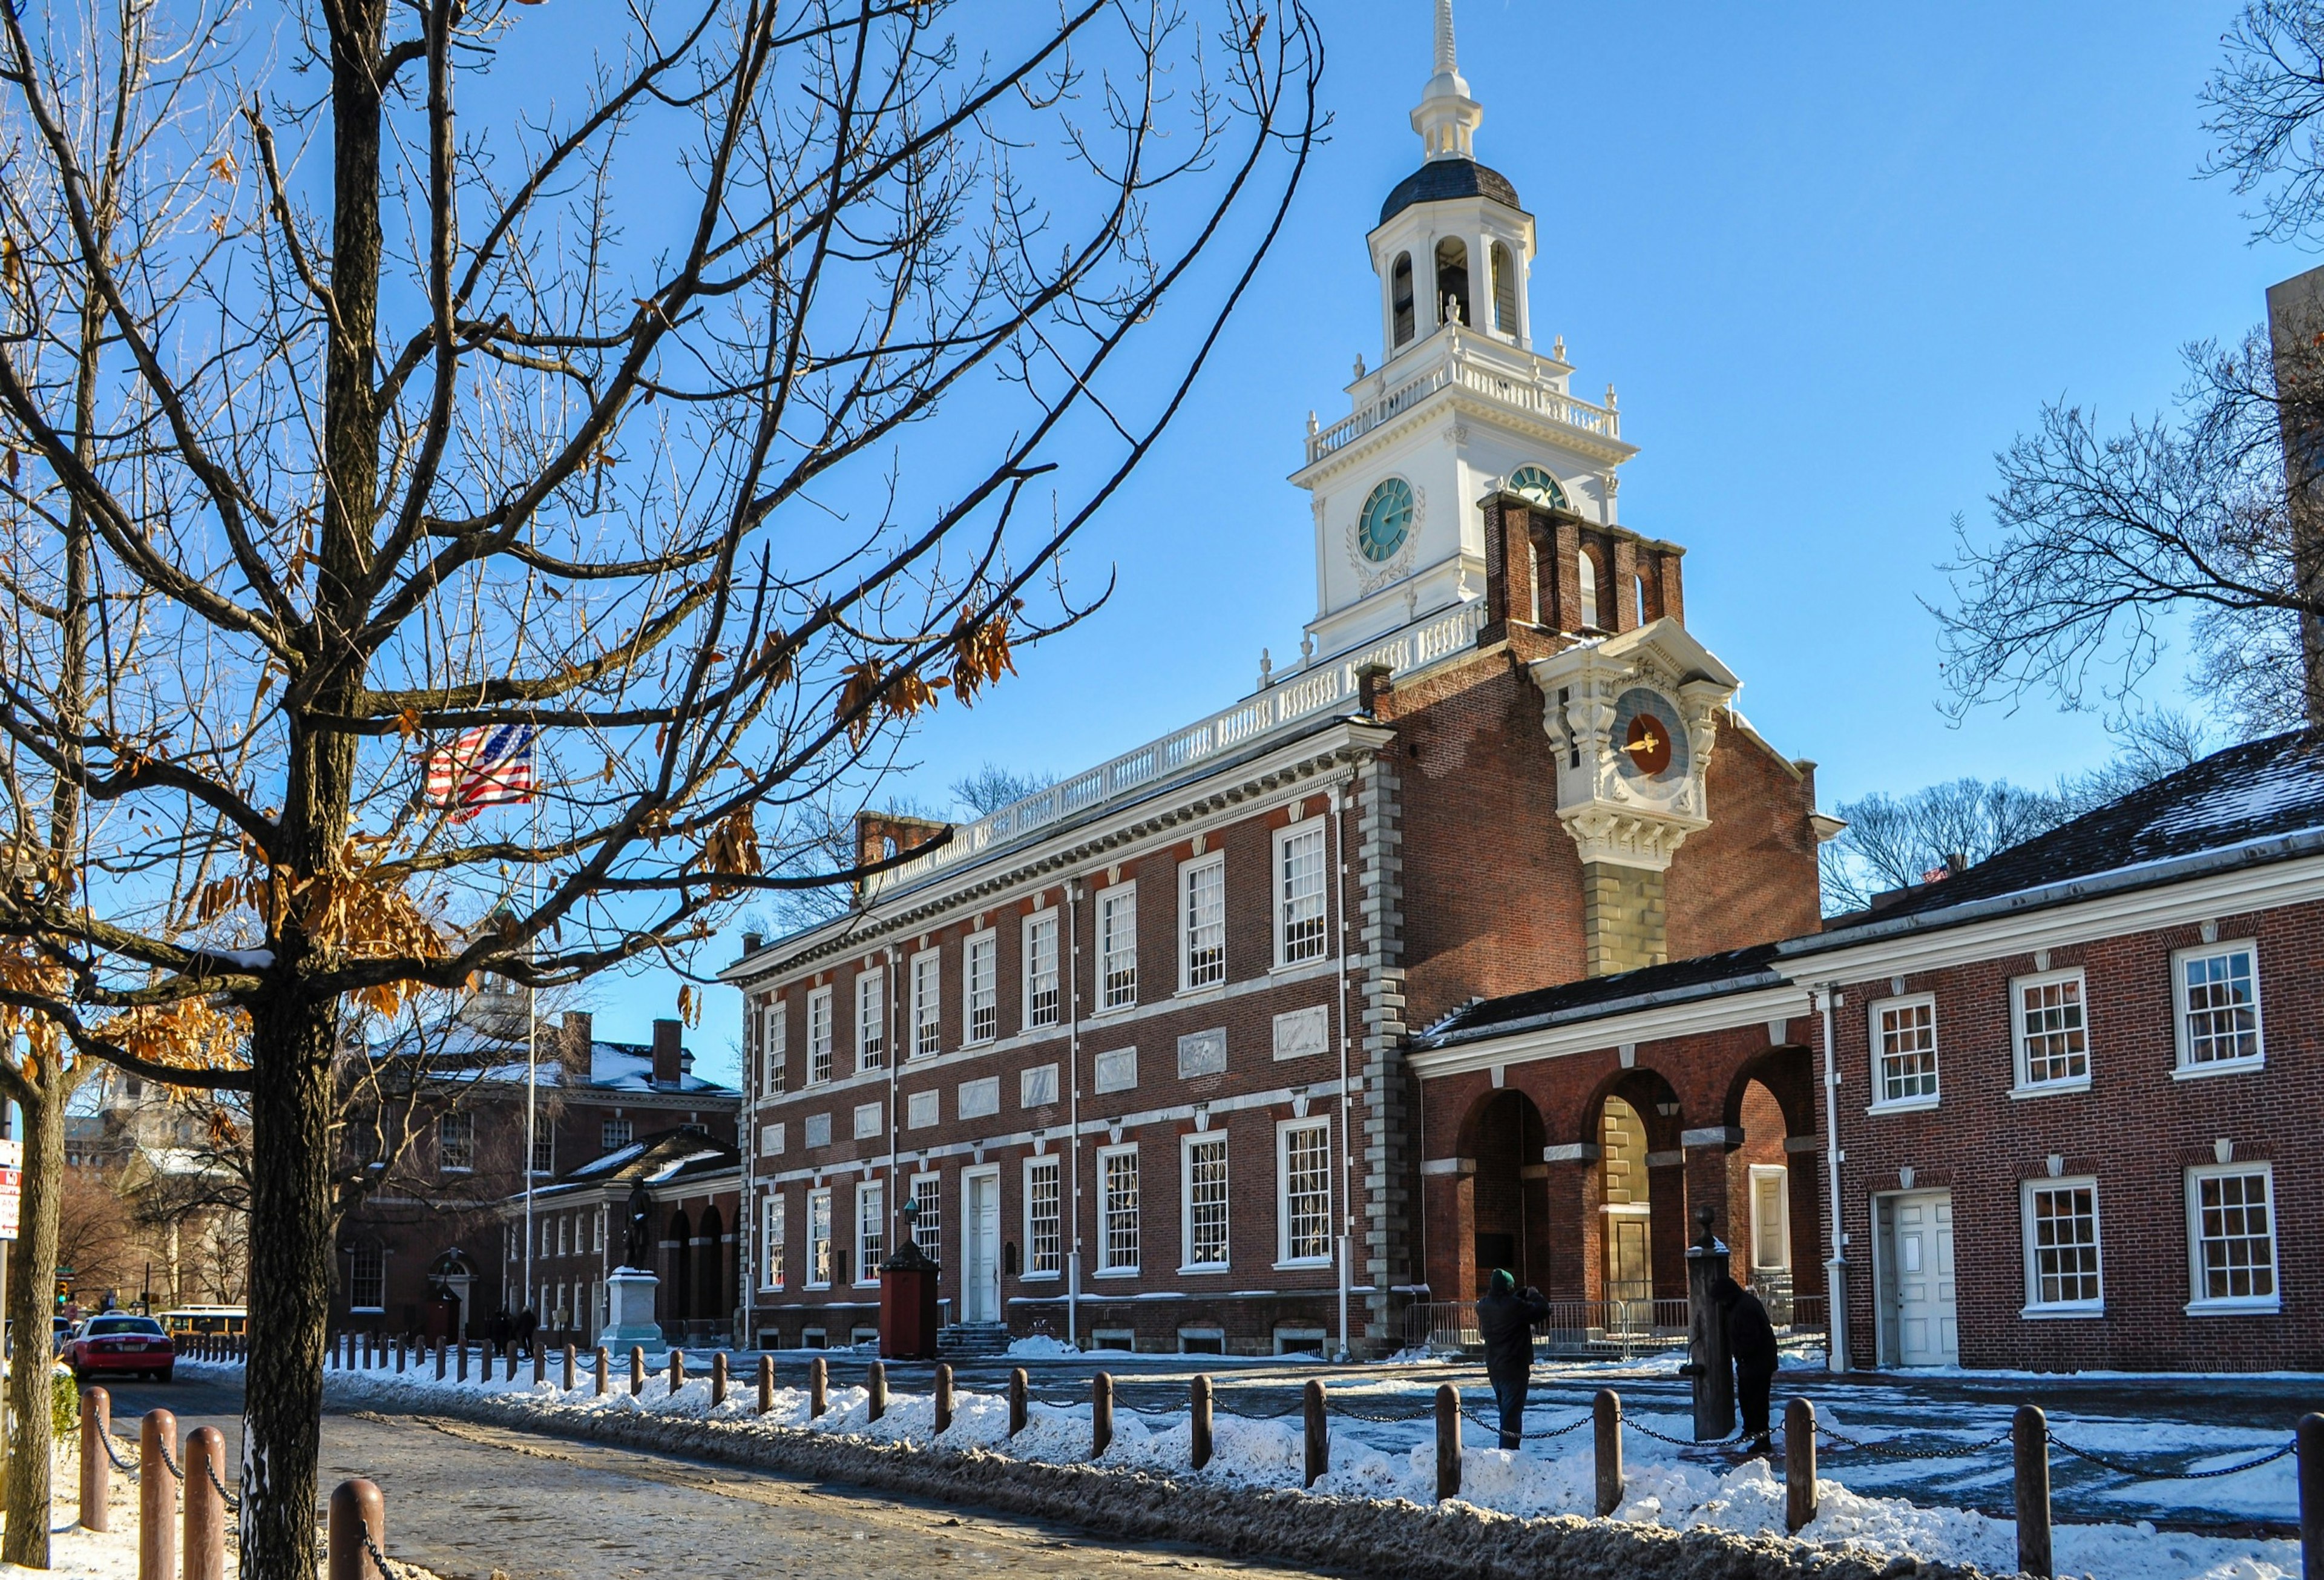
[855,1179,885,1287]
[1023,1154,1063,1279]
[2011,968,2092,1096]
[806,1188,833,1289]
[2185,1162,2280,1314]
[2173,941,2265,1077]
[761,996,787,1094]
[349,1241,386,1313]
[1180,1131,1230,1274]
[1180,853,1227,992]
[438,1112,474,1173]
[1276,1118,1334,1268]
[760,1193,786,1291]
[1097,883,1138,1012]
[910,949,942,1058]
[963,930,999,1045]
[600,1118,632,1154]
[1867,992,1940,1113]
[910,1173,942,1265]
[806,986,835,1086]
[1096,1142,1140,1276]
[855,967,886,1072]
[1274,823,1329,967]
[2019,1177,2103,1317]
[1022,910,1061,1030]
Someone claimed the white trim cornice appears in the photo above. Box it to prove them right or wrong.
[1409,983,1813,1081]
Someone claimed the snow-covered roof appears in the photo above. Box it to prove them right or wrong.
[516,1126,738,1205]
[369,1019,737,1101]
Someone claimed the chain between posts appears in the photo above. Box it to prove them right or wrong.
[363,1528,412,1580]
[1816,1421,2015,1458]
[1622,1417,1744,1449]
[2046,1435,2296,1480]
[97,1427,140,1473]
[206,1455,243,1513]
[153,1433,185,1481]
[1455,1405,1594,1441]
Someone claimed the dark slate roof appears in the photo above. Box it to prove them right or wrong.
[1791,727,2324,953]
[1379,157,1525,226]
[1417,944,1784,1049]
[525,1127,738,1202]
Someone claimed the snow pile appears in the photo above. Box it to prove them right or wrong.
[187,1353,2302,1580]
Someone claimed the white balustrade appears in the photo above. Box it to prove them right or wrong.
[1304,339,1619,463]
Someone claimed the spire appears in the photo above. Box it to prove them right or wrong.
[1412,0,1482,162]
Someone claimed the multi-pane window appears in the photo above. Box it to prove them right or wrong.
[438,1113,474,1173]
[761,1196,786,1290]
[594,1208,605,1253]
[911,951,942,1057]
[2023,1180,2101,1309]
[856,1181,885,1284]
[1280,1121,1333,1264]
[2179,944,2262,1069]
[1023,913,1060,1029]
[1099,886,1138,1010]
[1098,1145,1140,1273]
[1278,825,1328,964]
[1183,1135,1229,1271]
[1872,996,1939,1107]
[349,1241,385,1311]
[965,933,997,1044]
[2015,971,2089,1089]
[600,1118,632,1154]
[806,987,835,1085]
[807,1189,833,1288]
[911,1174,942,1265]
[1026,1156,1062,1276]
[1181,856,1226,989]
[2189,1165,2277,1306]
[762,998,787,1093]
[856,968,886,1071]
[530,1125,555,1177]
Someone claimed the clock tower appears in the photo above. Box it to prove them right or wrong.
[1290,0,1638,662]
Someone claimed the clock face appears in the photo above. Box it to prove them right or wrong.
[1610,688,1687,786]
[1507,464,1567,511]
[1358,478,1414,562]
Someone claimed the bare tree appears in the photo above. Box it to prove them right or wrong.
[950,761,1058,815]
[0,0,1319,1568]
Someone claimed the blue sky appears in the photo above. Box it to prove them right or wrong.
[606,1,2308,1081]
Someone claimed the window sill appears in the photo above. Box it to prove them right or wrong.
[2173,1058,2266,1082]
[1270,956,1331,979]
[1092,1267,1140,1280]
[2010,1079,2091,1100]
[1273,1257,1334,1272]
[804,1282,833,1292]
[349,1306,386,1315]
[1020,1020,1061,1038]
[1087,1002,1138,1022]
[1017,1271,1062,1282]
[1865,1098,1940,1116]
[2018,1303,2104,1320]
[1178,1264,1231,1277]
[1175,982,1227,1004]
[2185,1297,2280,1316]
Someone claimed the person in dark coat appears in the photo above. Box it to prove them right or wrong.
[514,1306,539,1357]
[488,1307,511,1358]
[1474,1268,1552,1450]
[1715,1275,1780,1452]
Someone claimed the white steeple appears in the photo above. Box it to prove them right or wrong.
[1411,0,1483,161]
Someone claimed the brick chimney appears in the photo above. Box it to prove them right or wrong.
[651,1019,683,1087]
[562,1010,594,1075]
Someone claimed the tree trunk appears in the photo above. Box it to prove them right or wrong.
[237,993,339,1580]
[2,1081,67,1567]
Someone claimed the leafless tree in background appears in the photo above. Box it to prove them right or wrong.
[0,0,1321,1568]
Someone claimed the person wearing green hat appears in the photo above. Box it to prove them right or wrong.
[1474,1268,1551,1450]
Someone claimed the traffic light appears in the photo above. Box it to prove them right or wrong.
[53,1279,68,1308]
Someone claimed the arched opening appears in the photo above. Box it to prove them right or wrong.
[696,1204,724,1334]
[666,1208,692,1322]
[1736,1081,1793,1317]
[1597,1097,1653,1303]
[1721,1047,1823,1328]
[1577,549,1601,631]
[1465,1090,1548,1298]
[1635,573,1649,628]
[1434,237,1470,328]
[425,1249,474,1342]
[1391,253,1415,347]
[1584,1068,1687,1313]
[1491,241,1518,335]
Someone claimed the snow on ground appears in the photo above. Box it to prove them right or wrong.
[203,1353,2303,1580]
[0,1449,143,1580]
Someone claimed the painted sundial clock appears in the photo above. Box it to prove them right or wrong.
[1610,687,1686,789]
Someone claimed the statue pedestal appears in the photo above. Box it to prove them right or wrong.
[599,1267,663,1350]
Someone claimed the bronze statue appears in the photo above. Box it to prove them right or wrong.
[623,1177,653,1269]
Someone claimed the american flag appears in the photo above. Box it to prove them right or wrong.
[423,723,539,823]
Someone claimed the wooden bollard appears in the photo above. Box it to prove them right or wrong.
[1785,1397,1817,1533]
[325,1478,385,1580]
[2298,1413,2324,1580]
[79,1387,111,1532]
[456,1339,468,1383]
[185,1426,228,1580]
[757,1354,774,1414]
[868,1361,887,1423]
[630,1346,645,1396]
[564,1343,577,1393]
[595,1346,610,1397]
[1304,1380,1328,1487]
[1434,1383,1461,1503]
[1092,1372,1114,1459]
[1190,1375,1214,1470]
[810,1355,829,1418]
[1008,1367,1028,1437]
[395,1336,407,1374]
[532,1341,545,1387]
[435,1340,446,1381]
[2014,1404,2052,1580]
[712,1351,729,1409]
[139,1409,177,1580]
[934,1363,954,1435]
[1594,1389,1623,1517]
[671,1349,686,1394]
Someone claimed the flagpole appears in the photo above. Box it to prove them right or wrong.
[524,787,539,1325]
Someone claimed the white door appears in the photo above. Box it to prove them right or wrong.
[1890,1191,1957,1366]
[963,1171,1000,1323]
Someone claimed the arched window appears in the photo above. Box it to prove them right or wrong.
[1577,550,1600,631]
[1434,237,1470,328]
[1635,573,1650,627]
[1391,253,1415,347]
[1492,242,1518,335]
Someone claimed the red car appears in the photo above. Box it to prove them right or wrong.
[68,1314,175,1383]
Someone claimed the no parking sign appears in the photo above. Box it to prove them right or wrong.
[0,1137,22,1240]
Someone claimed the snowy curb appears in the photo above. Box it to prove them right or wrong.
[313,1369,1989,1580]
